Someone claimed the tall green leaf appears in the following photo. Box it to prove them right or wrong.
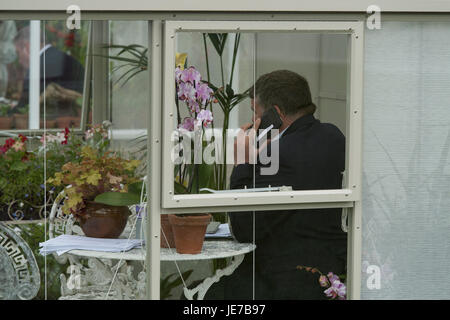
[207,33,228,56]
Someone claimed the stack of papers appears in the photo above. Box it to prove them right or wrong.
[39,235,143,256]
[205,223,232,238]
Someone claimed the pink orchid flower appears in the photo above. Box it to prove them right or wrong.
[324,278,346,300]
[196,109,213,127]
[177,82,196,102]
[179,117,195,131]
[196,82,214,105]
[180,67,201,85]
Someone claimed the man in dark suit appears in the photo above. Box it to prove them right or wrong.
[12,26,84,118]
[206,70,347,299]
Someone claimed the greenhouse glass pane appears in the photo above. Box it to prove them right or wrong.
[362,21,450,299]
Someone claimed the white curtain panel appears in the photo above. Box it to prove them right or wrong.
[361,22,450,299]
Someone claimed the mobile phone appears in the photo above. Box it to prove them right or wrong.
[259,107,283,130]
[254,107,283,142]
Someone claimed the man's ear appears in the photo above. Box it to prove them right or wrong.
[273,105,284,119]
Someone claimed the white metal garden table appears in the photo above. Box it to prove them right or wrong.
[49,190,255,300]
[58,239,255,300]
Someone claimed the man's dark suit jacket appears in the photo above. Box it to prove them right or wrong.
[13,46,84,116]
[205,114,347,300]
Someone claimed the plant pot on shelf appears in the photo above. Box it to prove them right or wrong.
[13,114,28,129]
[0,116,12,129]
[161,214,176,248]
[56,116,80,129]
[40,119,57,129]
[78,201,131,238]
[168,214,211,254]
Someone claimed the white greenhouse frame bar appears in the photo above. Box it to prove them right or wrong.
[2,0,450,301]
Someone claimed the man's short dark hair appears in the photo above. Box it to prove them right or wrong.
[249,70,316,116]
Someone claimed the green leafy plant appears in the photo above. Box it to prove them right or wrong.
[0,103,10,117]
[0,124,116,221]
[94,180,143,207]
[16,105,28,115]
[97,44,148,86]
[47,145,141,218]
[202,33,250,190]
[0,134,48,215]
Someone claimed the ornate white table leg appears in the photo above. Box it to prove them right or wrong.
[183,254,245,300]
[59,255,145,300]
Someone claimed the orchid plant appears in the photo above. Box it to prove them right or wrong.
[174,34,250,196]
[174,66,217,196]
[296,265,347,300]
[176,66,214,132]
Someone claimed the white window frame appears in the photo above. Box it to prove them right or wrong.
[161,20,364,210]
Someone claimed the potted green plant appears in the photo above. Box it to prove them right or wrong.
[166,64,221,254]
[0,102,12,129]
[47,145,141,238]
[96,183,177,249]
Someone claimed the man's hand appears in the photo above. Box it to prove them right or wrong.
[234,118,261,165]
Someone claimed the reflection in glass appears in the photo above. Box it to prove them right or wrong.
[0,19,149,301]
[0,20,87,130]
[109,21,149,130]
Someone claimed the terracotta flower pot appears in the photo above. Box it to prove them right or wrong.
[13,114,28,129]
[168,214,211,254]
[56,116,80,129]
[161,214,176,248]
[40,119,57,129]
[0,117,12,129]
[78,201,131,238]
